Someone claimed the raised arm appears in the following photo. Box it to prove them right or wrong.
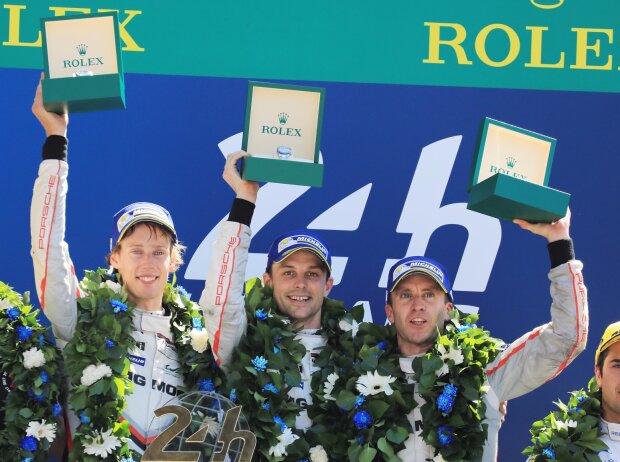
[201,151,259,365]
[486,209,588,401]
[30,74,80,345]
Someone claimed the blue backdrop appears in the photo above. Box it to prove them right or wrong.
[1,67,617,459]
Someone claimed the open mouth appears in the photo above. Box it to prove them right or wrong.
[138,276,157,282]
[409,318,426,326]
[288,295,310,302]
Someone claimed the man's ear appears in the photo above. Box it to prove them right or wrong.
[109,250,120,270]
[263,272,273,287]
[444,302,454,321]
[324,277,334,297]
[385,303,395,324]
[595,364,603,387]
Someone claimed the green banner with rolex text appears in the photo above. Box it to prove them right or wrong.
[1,0,619,93]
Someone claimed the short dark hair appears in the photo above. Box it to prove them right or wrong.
[596,348,611,376]
[106,222,186,271]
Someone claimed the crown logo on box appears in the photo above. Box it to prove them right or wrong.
[278,112,289,125]
[506,156,517,168]
[76,44,88,56]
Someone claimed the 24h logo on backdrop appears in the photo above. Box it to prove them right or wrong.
[185,133,501,321]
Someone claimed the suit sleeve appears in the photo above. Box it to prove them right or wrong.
[485,259,588,401]
[200,200,254,366]
[30,136,80,346]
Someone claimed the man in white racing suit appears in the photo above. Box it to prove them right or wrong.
[384,211,588,461]
[594,321,620,461]
[202,151,332,431]
[29,78,233,455]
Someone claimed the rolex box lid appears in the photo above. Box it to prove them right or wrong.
[468,118,557,191]
[241,81,325,187]
[41,12,125,113]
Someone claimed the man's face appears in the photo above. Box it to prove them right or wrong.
[263,250,333,329]
[596,341,620,423]
[385,273,452,356]
[109,223,175,311]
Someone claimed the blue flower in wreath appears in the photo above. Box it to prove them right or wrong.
[353,410,373,429]
[358,435,366,444]
[7,307,20,320]
[299,459,309,462]
[52,402,62,417]
[20,436,37,451]
[273,416,287,432]
[542,448,556,459]
[568,406,582,414]
[376,341,388,351]
[79,412,91,424]
[273,345,280,353]
[437,393,455,414]
[120,458,135,462]
[28,388,45,402]
[577,395,590,404]
[251,356,268,372]
[40,370,49,383]
[22,458,34,462]
[110,299,128,313]
[354,395,366,408]
[105,339,115,348]
[443,383,458,397]
[192,317,203,330]
[177,286,191,298]
[262,402,270,411]
[198,378,215,392]
[457,323,474,333]
[262,383,279,394]
[16,325,33,341]
[229,388,237,402]
[438,426,454,447]
[39,334,46,346]
[255,309,268,321]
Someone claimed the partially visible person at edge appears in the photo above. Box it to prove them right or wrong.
[594,321,620,460]
[201,150,332,430]
[30,76,234,456]
[384,211,588,461]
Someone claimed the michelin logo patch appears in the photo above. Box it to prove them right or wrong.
[129,354,146,367]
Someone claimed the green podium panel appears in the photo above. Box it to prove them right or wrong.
[467,173,570,223]
[42,74,125,114]
[242,157,324,187]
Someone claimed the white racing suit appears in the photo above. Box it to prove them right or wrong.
[30,151,236,454]
[202,220,325,431]
[398,259,588,461]
[599,418,620,462]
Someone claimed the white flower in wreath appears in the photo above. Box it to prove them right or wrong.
[356,370,396,396]
[268,428,299,458]
[556,419,578,432]
[26,419,57,443]
[338,318,360,338]
[0,298,11,310]
[310,444,329,462]
[190,328,210,353]
[436,343,464,377]
[23,346,46,369]
[323,372,339,401]
[100,280,122,294]
[433,452,447,462]
[83,428,122,458]
[80,363,113,387]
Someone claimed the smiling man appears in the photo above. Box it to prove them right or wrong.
[29,77,227,459]
[386,212,588,461]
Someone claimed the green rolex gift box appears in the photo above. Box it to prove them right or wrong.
[241,81,325,187]
[41,12,125,113]
[467,118,570,223]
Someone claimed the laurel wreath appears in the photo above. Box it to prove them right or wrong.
[225,278,350,461]
[523,377,608,461]
[410,310,503,461]
[63,268,224,461]
[309,302,415,462]
[0,281,66,462]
